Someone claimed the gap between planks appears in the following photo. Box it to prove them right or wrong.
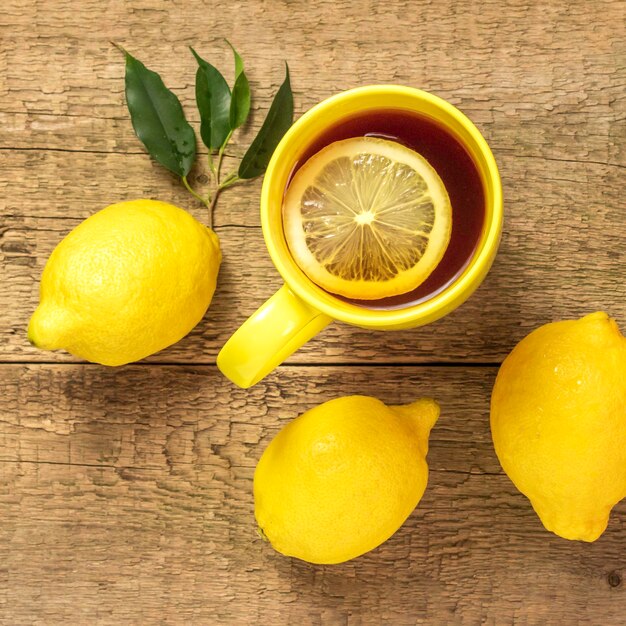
[0,360,502,368]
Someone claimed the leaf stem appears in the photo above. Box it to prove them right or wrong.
[219,175,241,190]
[182,175,213,226]
[216,130,233,184]
[208,187,220,223]
[205,130,235,226]
[207,152,216,176]
[110,41,127,55]
[220,171,238,185]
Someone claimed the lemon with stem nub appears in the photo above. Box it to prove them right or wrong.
[283,137,452,299]
[254,395,439,564]
[491,312,626,541]
[28,200,221,366]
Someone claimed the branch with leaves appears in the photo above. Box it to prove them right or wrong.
[114,42,294,229]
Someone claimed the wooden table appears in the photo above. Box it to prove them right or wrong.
[1,0,625,623]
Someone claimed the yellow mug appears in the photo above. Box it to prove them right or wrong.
[217,85,503,388]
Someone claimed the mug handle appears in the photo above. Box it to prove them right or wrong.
[217,285,333,388]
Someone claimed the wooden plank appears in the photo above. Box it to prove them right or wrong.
[0,0,623,183]
[0,364,625,624]
[1,145,625,227]
[0,0,626,363]
[1,1,623,134]
[1,0,624,366]
[2,152,624,365]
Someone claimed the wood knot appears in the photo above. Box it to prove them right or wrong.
[196,174,209,184]
[608,571,622,588]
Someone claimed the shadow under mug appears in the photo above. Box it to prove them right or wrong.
[217,85,503,388]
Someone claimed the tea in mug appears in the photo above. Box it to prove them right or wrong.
[282,108,485,310]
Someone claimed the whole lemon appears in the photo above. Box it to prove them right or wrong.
[28,199,221,366]
[254,395,439,564]
[491,312,626,541]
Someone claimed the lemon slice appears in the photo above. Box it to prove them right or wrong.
[283,137,452,299]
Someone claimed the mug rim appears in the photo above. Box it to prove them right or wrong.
[261,84,503,328]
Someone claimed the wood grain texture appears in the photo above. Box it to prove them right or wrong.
[1,0,625,365]
[2,151,625,364]
[1,0,626,623]
[1,365,625,625]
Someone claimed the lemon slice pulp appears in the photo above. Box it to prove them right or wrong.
[283,137,452,300]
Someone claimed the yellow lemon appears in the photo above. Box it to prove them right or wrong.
[28,199,221,366]
[491,312,626,541]
[254,395,439,564]
[283,137,452,299]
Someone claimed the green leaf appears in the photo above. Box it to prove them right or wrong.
[227,41,251,130]
[191,47,231,150]
[238,63,293,180]
[123,49,196,177]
